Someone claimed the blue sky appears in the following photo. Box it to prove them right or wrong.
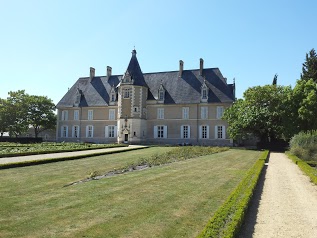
[1,0,316,104]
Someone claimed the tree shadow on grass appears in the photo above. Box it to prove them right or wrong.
[238,154,270,238]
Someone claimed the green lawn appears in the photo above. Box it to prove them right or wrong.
[0,147,261,238]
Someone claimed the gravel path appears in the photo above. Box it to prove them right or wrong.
[239,152,317,238]
[0,145,147,165]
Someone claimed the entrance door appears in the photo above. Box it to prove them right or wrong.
[124,134,129,143]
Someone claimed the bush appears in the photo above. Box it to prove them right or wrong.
[285,152,317,185]
[198,150,269,238]
[289,131,317,162]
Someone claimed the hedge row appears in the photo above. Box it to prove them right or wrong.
[0,146,147,170]
[198,150,269,238]
[0,144,127,158]
[285,152,317,185]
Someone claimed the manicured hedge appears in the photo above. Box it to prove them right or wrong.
[0,144,127,158]
[0,146,147,170]
[285,152,317,185]
[198,150,269,238]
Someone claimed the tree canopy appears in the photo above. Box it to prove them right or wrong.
[0,91,56,137]
[301,48,317,82]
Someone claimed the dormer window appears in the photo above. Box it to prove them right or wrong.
[109,85,116,104]
[201,80,209,102]
[74,88,82,107]
[158,83,165,103]
[122,71,132,84]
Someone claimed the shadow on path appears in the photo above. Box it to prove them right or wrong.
[237,154,270,238]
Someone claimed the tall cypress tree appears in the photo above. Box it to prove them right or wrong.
[301,48,317,82]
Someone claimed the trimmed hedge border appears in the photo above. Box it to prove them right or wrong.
[0,146,147,170]
[198,150,269,238]
[0,144,127,158]
[285,152,317,185]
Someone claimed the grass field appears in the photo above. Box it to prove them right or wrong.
[0,147,261,238]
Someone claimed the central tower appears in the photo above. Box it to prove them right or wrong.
[117,49,148,143]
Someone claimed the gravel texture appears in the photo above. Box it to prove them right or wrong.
[240,152,317,238]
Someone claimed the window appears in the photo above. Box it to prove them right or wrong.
[202,89,207,99]
[61,110,68,121]
[157,108,164,119]
[201,107,208,119]
[215,125,225,139]
[157,126,164,138]
[182,107,189,119]
[109,109,115,120]
[133,107,139,113]
[105,125,117,138]
[217,106,224,119]
[86,125,93,138]
[154,125,167,138]
[159,90,164,101]
[200,125,209,139]
[61,126,68,137]
[111,93,115,102]
[88,110,93,120]
[123,88,130,98]
[72,125,79,138]
[74,110,79,120]
[181,125,190,139]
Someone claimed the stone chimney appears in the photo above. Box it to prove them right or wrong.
[90,67,95,81]
[199,58,204,76]
[179,60,184,77]
[107,66,112,78]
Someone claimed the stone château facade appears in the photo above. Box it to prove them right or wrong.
[56,49,235,145]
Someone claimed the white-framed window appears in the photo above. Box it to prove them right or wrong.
[111,93,116,102]
[123,88,131,98]
[88,110,93,120]
[133,106,139,113]
[72,125,79,138]
[157,108,164,119]
[215,125,225,139]
[61,110,68,121]
[159,90,164,101]
[74,110,79,120]
[199,125,209,139]
[201,106,208,119]
[217,106,224,119]
[86,125,93,138]
[154,125,167,138]
[109,109,115,120]
[61,125,68,137]
[182,107,189,119]
[202,88,208,99]
[181,125,190,139]
[105,125,117,138]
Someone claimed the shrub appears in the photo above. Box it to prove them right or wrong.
[198,150,269,238]
[285,152,317,185]
[289,131,317,162]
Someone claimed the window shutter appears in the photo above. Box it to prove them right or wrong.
[207,125,210,139]
[154,126,158,138]
[222,126,226,139]
[181,126,184,139]
[105,126,109,138]
[215,126,218,139]
[91,126,94,137]
[188,126,191,138]
[86,126,88,137]
[199,126,202,139]
[114,126,117,138]
[163,126,167,138]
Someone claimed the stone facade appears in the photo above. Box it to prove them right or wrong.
[56,50,235,145]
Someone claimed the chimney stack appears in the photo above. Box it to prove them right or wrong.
[107,66,112,78]
[90,67,95,81]
[179,60,184,77]
[199,58,204,76]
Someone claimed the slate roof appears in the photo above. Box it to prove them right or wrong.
[57,51,235,108]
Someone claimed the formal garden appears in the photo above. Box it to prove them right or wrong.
[0,146,267,237]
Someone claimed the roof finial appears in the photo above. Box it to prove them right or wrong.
[132,47,137,55]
